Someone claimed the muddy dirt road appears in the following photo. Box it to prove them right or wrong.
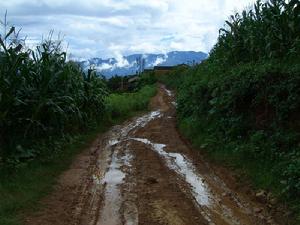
[26,85,279,225]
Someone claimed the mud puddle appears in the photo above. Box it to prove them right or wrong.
[94,110,163,225]
[165,88,173,97]
[131,137,245,224]
[26,85,281,225]
[97,148,126,225]
[131,138,211,206]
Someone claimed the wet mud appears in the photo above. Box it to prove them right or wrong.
[25,85,281,225]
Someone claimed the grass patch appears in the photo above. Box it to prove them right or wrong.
[0,84,157,225]
[106,84,157,120]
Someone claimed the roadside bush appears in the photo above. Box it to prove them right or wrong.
[176,60,300,198]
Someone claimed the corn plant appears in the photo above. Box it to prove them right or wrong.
[0,19,108,162]
[211,0,300,66]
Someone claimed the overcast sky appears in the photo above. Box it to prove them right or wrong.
[0,0,256,59]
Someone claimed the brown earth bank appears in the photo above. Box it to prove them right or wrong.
[25,85,287,225]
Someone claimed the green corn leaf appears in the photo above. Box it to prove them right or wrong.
[5,26,15,40]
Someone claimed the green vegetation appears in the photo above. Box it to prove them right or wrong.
[106,84,157,120]
[0,20,157,225]
[106,70,157,93]
[0,132,99,225]
[158,65,190,89]
[0,28,107,165]
[160,0,300,222]
[0,84,156,225]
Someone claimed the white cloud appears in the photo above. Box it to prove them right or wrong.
[95,63,113,71]
[93,50,137,72]
[150,56,167,67]
[113,51,130,68]
[0,0,257,59]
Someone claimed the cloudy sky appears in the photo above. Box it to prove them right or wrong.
[0,0,256,59]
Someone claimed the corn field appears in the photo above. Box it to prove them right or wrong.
[0,24,107,162]
[210,0,300,65]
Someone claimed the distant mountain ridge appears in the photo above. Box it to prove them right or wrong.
[78,51,208,77]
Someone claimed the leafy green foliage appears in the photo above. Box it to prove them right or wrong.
[156,65,190,89]
[137,71,157,87]
[0,84,156,225]
[106,71,157,93]
[163,0,300,221]
[211,0,300,66]
[0,26,107,163]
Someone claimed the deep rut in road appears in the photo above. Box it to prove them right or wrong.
[26,85,280,225]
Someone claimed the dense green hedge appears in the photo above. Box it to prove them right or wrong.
[176,61,300,197]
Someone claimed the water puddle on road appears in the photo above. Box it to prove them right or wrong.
[165,88,173,97]
[131,137,250,225]
[163,86,176,107]
[108,139,120,147]
[95,110,162,225]
[96,90,250,225]
[96,105,246,225]
[119,110,161,137]
[97,146,138,225]
[131,138,211,206]
[97,149,126,225]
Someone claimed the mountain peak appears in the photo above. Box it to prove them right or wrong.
[79,51,208,77]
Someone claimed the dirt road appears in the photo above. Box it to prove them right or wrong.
[26,85,279,225]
